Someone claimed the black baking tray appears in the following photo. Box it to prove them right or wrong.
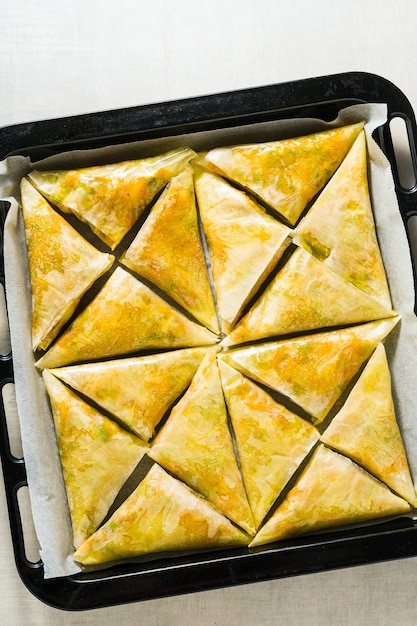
[1,71,417,611]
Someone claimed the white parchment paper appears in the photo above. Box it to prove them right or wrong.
[1,102,417,579]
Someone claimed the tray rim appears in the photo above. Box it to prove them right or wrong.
[1,70,417,611]
[0,70,415,159]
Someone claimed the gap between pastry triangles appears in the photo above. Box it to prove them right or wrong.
[218,359,319,528]
[249,444,411,548]
[120,165,219,334]
[321,343,417,507]
[194,167,291,334]
[204,122,364,225]
[148,349,256,535]
[73,462,250,566]
[222,246,397,347]
[35,267,219,369]
[28,147,196,250]
[42,370,149,549]
[220,317,399,424]
[294,131,392,308]
[20,177,114,351]
[48,347,209,442]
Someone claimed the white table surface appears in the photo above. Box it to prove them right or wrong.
[2,1,417,624]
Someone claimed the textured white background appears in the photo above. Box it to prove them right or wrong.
[2,1,417,624]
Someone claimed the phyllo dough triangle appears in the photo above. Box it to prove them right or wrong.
[218,360,319,528]
[194,168,291,334]
[223,247,397,347]
[20,177,114,351]
[49,347,208,442]
[42,370,149,549]
[204,122,364,225]
[250,444,411,548]
[73,463,250,566]
[36,267,219,369]
[221,317,399,424]
[121,165,219,334]
[321,343,417,506]
[294,131,392,308]
[149,350,256,535]
[28,147,196,250]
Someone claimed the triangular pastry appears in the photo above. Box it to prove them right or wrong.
[321,343,417,506]
[49,347,209,442]
[121,165,219,333]
[43,370,148,549]
[28,147,196,249]
[294,132,392,308]
[194,168,291,333]
[18,123,416,568]
[36,267,219,369]
[218,360,319,527]
[220,317,399,424]
[73,463,250,565]
[204,122,364,225]
[149,350,256,535]
[250,444,411,548]
[20,177,114,351]
[223,247,397,347]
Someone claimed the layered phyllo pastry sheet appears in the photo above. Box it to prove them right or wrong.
[19,123,416,567]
